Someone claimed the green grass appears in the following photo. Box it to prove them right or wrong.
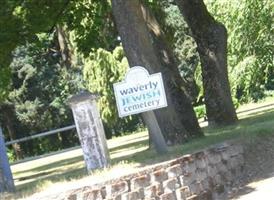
[7,100,274,199]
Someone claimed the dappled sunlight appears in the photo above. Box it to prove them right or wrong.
[14,162,85,190]
[18,163,141,200]
[107,131,148,149]
[11,130,151,199]
[9,102,274,199]
[111,146,149,160]
[12,148,84,174]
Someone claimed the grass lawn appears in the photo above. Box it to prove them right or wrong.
[7,98,274,199]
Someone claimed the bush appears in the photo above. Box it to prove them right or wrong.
[194,105,206,119]
[83,46,141,138]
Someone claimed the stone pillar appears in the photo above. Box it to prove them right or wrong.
[68,91,110,172]
[0,127,15,193]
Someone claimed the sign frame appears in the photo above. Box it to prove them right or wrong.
[113,66,168,117]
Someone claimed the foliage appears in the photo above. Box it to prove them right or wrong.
[161,3,199,73]
[83,46,142,138]
[6,148,16,163]
[0,0,71,102]
[0,0,141,157]
[1,0,272,159]
[2,33,82,157]
[0,1,22,101]
[64,0,118,56]
[145,1,201,103]
[149,0,273,105]
[206,0,274,102]
[194,105,206,119]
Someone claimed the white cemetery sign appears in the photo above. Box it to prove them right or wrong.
[114,66,167,117]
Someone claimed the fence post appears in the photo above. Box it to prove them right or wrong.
[68,91,110,172]
[0,127,15,193]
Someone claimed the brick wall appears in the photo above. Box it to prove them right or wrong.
[66,142,244,200]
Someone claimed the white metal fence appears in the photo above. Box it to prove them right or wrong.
[5,125,76,146]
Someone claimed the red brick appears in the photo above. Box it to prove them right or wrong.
[159,191,176,200]
[121,189,143,200]
[66,194,77,200]
[151,169,168,183]
[182,162,197,175]
[199,190,212,200]
[182,154,194,163]
[179,174,195,186]
[166,164,182,178]
[189,181,202,195]
[175,186,191,199]
[106,181,129,197]
[186,194,198,200]
[82,189,103,200]
[131,175,150,190]
[163,178,180,193]
[144,182,162,198]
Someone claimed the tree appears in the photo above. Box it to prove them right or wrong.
[0,0,71,102]
[0,33,82,158]
[0,1,83,158]
[83,46,141,138]
[144,1,201,104]
[0,1,22,101]
[175,0,238,126]
[206,0,274,102]
[1,0,203,150]
[64,0,118,55]
[141,2,203,138]
[0,104,24,159]
[111,0,203,144]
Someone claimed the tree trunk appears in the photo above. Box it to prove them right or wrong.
[56,25,74,69]
[111,0,203,144]
[0,104,24,160]
[175,0,238,126]
[140,3,202,139]
[56,25,76,147]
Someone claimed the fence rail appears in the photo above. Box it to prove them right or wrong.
[5,125,76,146]
[5,102,274,146]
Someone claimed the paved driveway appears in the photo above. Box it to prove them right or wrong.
[233,173,274,200]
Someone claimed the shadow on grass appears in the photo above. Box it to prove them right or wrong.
[15,136,148,175]
[110,139,148,154]
[15,167,87,197]
[204,110,274,136]
[14,155,84,176]
[111,134,148,145]
[237,102,274,115]
[15,171,53,181]
[13,137,149,191]
[239,110,274,123]
[12,106,274,198]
